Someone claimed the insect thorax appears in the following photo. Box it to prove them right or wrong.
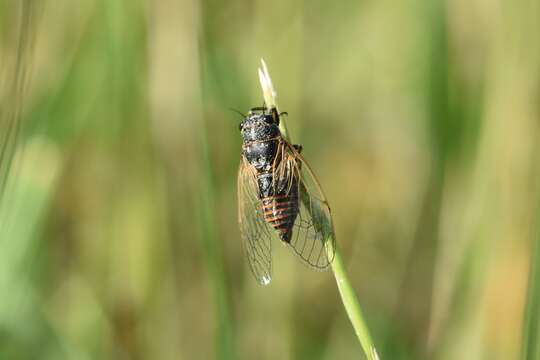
[240,113,280,143]
[241,114,281,173]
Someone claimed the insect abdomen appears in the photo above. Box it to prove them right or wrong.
[261,186,299,243]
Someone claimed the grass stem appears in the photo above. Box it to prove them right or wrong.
[258,59,379,360]
[521,195,540,360]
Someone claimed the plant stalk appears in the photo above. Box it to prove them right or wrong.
[521,195,540,360]
[258,59,379,360]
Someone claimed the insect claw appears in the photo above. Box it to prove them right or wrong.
[270,107,280,125]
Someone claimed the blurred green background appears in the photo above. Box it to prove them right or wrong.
[1,0,539,359]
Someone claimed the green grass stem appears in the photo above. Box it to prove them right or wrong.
[198,114,236,360]
[258,59,379,360]
[0,0,35,207]
[521,195,540,360]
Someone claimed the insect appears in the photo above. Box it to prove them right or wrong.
[237,105,335,285]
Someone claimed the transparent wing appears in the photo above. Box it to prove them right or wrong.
[237,156,273,285]
[279,141,336,269]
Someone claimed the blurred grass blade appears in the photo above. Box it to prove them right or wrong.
[258,59,379,360]
[0,0,36,208]
[198,111,236,360]
[521,198,540,360]
[0,139,62,358]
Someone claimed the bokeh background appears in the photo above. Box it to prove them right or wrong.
[1,0,539,359]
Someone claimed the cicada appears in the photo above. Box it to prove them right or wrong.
[237,105,335,285]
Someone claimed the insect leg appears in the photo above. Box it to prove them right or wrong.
[270,107,280,125]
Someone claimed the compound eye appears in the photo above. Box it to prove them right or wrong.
[264,114,274,124]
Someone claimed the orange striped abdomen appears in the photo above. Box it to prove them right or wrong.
[261,191,299,243]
